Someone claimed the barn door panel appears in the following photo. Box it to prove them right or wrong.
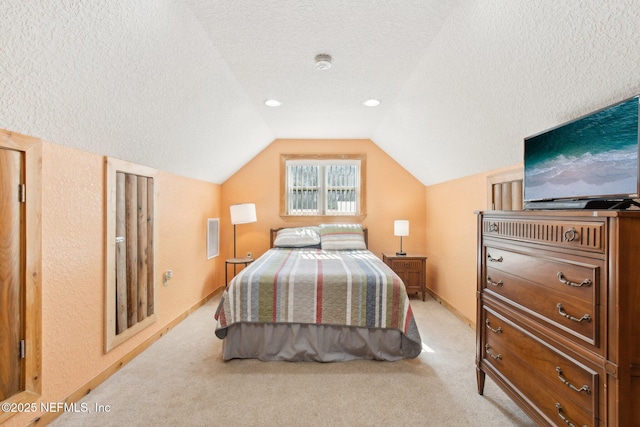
[105,158,157,353]
[116,173,154,331]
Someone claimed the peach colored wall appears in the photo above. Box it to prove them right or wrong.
[6,142,220,427]
[2,132,516,426]
[424,164,522,325]
[220,139,426,261]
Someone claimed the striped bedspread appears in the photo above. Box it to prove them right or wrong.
[214,248,422,357]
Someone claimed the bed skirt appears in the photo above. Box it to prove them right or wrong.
[221,322,421,362]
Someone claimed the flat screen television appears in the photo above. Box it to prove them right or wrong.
[523,95,640,209]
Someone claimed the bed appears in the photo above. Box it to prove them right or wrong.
[214,224,422,361]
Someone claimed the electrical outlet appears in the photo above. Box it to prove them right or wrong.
[247,252,252,258]
[163,270,173,286]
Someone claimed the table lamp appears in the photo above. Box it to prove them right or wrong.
[394,220,409,256]
[230,203,257,258]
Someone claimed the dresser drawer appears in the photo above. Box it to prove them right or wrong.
[484,266,601,348]
[389,259,423,270]
[482,246,603,349]
[484,246,601,304]
[481,306,602,426]
[482,217,605,254]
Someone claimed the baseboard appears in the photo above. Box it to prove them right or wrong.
[424,288,476,330]
[27,288,222,426]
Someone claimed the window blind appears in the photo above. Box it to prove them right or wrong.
[286,160,360,216]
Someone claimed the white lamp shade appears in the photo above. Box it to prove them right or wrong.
[394,220,409,237]
[230,203,257,225]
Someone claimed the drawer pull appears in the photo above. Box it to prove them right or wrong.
[555,403,586,427]
[557,303,592,323]
[557,272,592,288]
[556,367,591,394]
[485,319,502,334]
[486,276,503,287]
[563,227,578,242]
[484,344,502,360]
[487,253,503,263]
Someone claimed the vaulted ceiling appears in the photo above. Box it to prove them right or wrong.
[2,1,639,185]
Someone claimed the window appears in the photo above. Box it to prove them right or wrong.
[105,157,158,353]
[280,154,366,218]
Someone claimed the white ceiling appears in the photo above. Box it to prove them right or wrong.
[184,0,459,139]
[3,1,640,185]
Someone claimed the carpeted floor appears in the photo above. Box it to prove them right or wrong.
[50,294,535,427]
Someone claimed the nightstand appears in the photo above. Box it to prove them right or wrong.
[225,257,254,285]
[382,253,427,301]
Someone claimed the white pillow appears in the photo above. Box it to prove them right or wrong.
[273,227,321,248]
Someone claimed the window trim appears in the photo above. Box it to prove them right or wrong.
[280,154,366,220]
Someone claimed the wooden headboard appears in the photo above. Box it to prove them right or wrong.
[270,227,369,249]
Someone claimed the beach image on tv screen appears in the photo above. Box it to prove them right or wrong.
[524,97,639,202]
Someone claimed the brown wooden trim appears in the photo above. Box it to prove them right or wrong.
[279,153,367,218]
[27,290,222,426]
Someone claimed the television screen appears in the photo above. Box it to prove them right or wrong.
[524,96,640,203]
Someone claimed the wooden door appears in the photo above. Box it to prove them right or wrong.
[0,147,24,401]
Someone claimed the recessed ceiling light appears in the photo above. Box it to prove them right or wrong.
[314,54,332,70]
[264,99,282,107]
[363,98,381,107]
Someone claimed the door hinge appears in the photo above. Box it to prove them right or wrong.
[20,340,26,359]
[19,183,26,203]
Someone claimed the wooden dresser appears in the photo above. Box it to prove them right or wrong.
[476,210,640,426]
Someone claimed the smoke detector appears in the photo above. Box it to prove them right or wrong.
[314,54,332,70]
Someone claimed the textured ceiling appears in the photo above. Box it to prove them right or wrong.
[184,0,458,139]
[2,1,640,185]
